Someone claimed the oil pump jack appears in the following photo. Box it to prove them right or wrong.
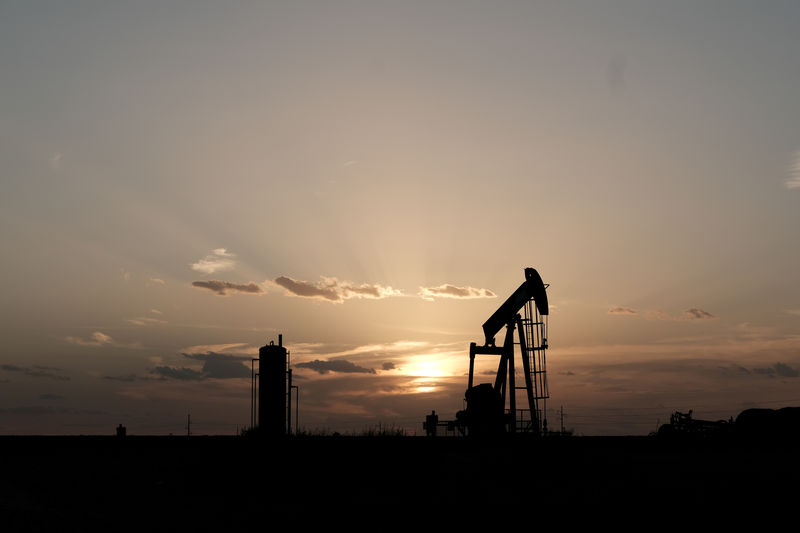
[455,267,549,436]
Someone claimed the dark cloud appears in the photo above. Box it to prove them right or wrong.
[608,307,637,315]
[152,366,205,381]
[183,352,251,379]
[382,362,396,371]
[419,284,496,300]
[152,353,252,381]
[274,276,400,302]
[0,405,56,415]
[1,364,70,381]
[683,308,715,320]
[103,374,140,382]
[755,362,800,378]
[774,362,799,378]
[192,280,263,296]
[274,276,341,301]
[39,393,64,400]
[295,359,376,375]
[0,406,108,416]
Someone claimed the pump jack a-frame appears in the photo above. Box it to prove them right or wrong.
[455,268,549,436]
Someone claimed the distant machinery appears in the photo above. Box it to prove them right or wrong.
[250,334,298,437]
[657,410,733,437]
[657,407,800,439]
[452,267,550,436]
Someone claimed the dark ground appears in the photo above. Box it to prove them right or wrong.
[1,434,797,530]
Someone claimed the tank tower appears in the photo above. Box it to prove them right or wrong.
[250,334,298,436]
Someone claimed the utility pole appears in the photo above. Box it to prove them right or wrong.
[187,413,191,437]
[560,406,565,433]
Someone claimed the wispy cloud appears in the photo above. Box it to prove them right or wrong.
[148,277,165,285]
[191,248,236,274]
[191,280,263,296]
[418,284,496,301]
[182,342,257,355]
[295,359,377,375]
[125,316,167,326]
[1,364,69,381]
[65,331,115,347]
[274,276,401,303]
[786,149,800,189]
[608,306,637,315]
[683,308,716,320]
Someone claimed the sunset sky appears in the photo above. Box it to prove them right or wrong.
[2,1,800,436]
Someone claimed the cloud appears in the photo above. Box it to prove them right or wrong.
[341,283,402,299]
[152,353,252,381]
[0,406,107,416]
[126,316,167,326]
[192,280,263,296]
[295,359,377,375]
[774,362,799,378]
[148,277,166,285]
[39,393,64,400]
[382,362,397,371]
[608,306,637,315]
[65,331,115,346]
[418,284,496,301]
[274,276,401,303]
[182,352,252,379]
[786,149,800,189]
[191,248,236,274]
[274,276,339,301]
[749,362,799,377]
[152,366,205,381]
[1,364,70,381]
[181,343,256,356]
[103,374,140,382]
[683,308,716,320]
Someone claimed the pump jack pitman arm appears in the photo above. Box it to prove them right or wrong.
[481,268,549,346]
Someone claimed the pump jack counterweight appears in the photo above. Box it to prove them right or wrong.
[455,268,550,437]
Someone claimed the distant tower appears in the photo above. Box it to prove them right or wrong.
[259,335,287,437]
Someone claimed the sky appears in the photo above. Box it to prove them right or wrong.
[2,1,800,436]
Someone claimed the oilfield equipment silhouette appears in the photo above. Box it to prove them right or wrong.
[249,268,550,438]
[249,334,298,436]
[427,267,550,437]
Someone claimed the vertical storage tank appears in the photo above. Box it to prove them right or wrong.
[259,336,287,436]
